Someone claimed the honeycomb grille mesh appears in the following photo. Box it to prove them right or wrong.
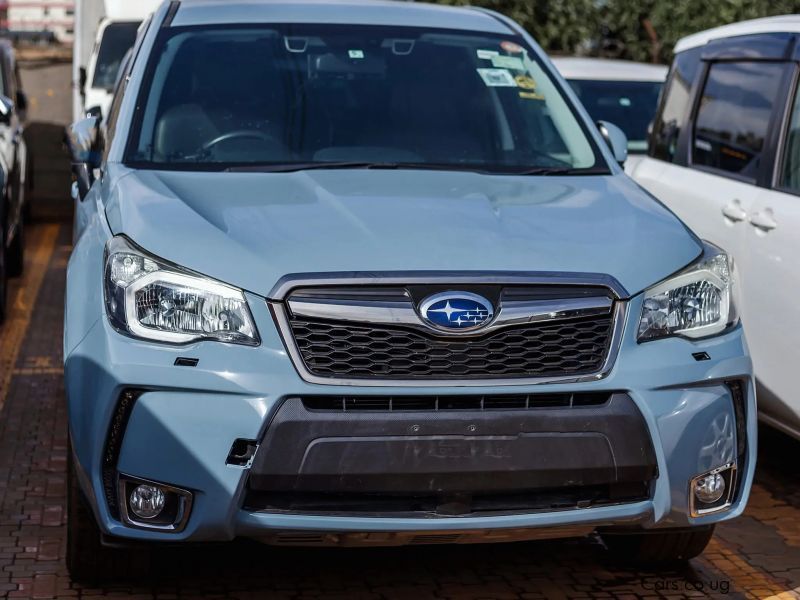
[289,315,614,379]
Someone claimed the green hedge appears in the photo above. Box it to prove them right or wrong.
[433,0,800,63]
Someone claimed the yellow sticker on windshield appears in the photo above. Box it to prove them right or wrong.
[519,91,545,101]
[515,75,537,90]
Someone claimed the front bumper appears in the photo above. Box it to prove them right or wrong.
[65,292,755,544]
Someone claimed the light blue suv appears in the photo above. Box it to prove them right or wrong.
[64,0,755,581]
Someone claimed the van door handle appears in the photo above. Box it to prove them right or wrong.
[722,201,747,222]
[750,209,777,232]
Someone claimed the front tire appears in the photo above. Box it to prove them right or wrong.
[601,526,715,564]
[67,441,151,582]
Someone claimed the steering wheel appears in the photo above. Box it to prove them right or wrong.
[201,130,277,153]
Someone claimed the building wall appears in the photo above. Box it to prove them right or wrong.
[3,1,76,43]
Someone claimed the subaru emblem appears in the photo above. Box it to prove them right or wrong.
[419,292,494,332]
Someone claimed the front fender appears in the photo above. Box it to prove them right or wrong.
[64,191,110,360]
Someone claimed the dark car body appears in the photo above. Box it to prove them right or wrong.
[0,39,30,322]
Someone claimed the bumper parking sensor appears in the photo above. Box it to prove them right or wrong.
[118,475,193,532]
[690,463,737,517]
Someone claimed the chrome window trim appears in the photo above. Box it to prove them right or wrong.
[270,274,628,387]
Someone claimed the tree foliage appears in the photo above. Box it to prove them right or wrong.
[431,0,800,63]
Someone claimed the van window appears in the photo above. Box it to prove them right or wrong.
[692,61,786,179]
[780,80,800,193]
[125,24,604,173]
[568,79,663,153]
[650,48,701,162]
[92,21,140,91]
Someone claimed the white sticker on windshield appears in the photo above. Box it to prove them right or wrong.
[491,55,525,70]
[477,68,518,88]
[349,49,365,59]
[477,49,500,60]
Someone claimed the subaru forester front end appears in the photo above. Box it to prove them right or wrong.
[63,0,755,581]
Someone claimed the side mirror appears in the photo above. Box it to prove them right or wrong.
[0,95,14,124]
[66,116,102,200]
[597,120,628,167]
[79,67,87,97]
[15,91,27,122]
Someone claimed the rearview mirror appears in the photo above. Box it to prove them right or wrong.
[66,116,102,200]
[596,120,628,167]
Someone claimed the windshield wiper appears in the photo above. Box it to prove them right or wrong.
[512,166,612,176]
[225,162,402,173]
[226,162,508,174]
[224,162,613,175]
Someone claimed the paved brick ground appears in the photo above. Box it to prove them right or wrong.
[1,222,800,600]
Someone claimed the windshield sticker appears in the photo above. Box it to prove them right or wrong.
[515,75,537,90]
[477,68,518,87]
[500,41,524,54]
[348,49,365,59]
[477,49,500,60]
[519,91,545,101]
[514,75,544,100]
[491,55,525,70]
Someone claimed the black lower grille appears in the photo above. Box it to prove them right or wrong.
[244,483,650,517]
[302,393,611,412]
[289,314,614,379]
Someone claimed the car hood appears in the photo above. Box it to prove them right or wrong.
[105,167,701,298]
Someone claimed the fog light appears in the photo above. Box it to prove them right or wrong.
[693,472,726,504]
[129,484,166,519]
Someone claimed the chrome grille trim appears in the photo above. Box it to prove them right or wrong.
[287,295,614,338]
[270,278,628,387]
[268,271,629,300]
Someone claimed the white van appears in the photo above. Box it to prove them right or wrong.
[631,15,800,438]
[73,0,162,122]
[553,58,667,172]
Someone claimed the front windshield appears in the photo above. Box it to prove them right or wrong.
[567,79,663,153]
[127,25,604,173]
[92,21,141,91]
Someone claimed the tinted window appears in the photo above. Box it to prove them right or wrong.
[127,25,603,173]
[568,79,663,153]
[650,48,701,162]
[92,22,140,91]
[780,78,800,192]
[692,61,786,178]
[0,55,7,98]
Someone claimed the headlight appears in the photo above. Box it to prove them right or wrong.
[637,242,738,342]
[104,237,259,345]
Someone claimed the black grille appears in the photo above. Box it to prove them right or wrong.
[289,314,614,379]
[244,482,650,516]
[302,393,611,412]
